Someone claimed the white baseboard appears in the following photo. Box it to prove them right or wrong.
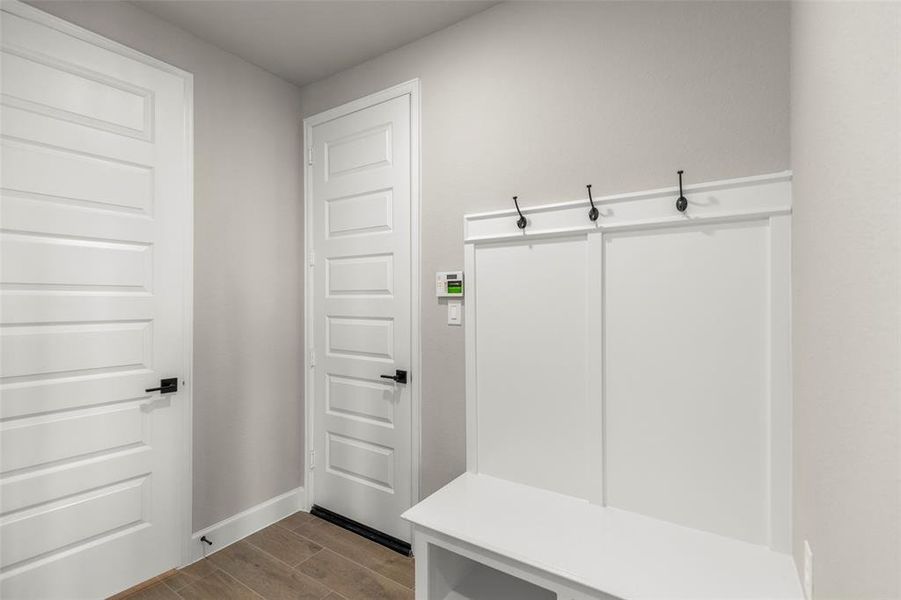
[188,487,305,563]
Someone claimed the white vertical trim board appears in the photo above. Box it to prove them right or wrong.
[189,487,305,563]
[302,78,423,513]
[179,72,196,569]
[767,213,793,552]
[585,233,605,506]
[464,243,479,474]
[409,80,423,505]
[303,113,314,510]
[463,171,793,551]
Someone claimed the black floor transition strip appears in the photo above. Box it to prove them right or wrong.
[310,504,413,557]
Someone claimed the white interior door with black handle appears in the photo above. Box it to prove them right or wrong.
[309,93,413,543]
[0,3,192,597]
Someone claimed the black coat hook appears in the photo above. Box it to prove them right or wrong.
[676,170,688,212]
[587,184,599,222]
[513,196,527,229]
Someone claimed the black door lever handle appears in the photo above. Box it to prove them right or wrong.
[146,377,178,394]
[380,370,408,384]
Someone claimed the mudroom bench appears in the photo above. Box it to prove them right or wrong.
[404,174,802,600]
[403,474,802,600]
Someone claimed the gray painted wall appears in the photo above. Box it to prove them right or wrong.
[300,0,791,498]
[26,0,797,542]
[791,2,901,598]
[28,0,306,532]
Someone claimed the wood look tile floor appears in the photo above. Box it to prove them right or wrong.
[113,513,413,600]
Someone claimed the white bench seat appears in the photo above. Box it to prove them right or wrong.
[402,473,803,600]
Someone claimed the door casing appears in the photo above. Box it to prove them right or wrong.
[303,79,422,517]
[3,0,196,571]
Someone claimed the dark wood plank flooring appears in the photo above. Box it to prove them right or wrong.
[111,512,413,600]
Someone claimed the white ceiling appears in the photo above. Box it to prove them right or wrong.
[131,0,498,87]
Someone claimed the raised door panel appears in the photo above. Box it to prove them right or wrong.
[1,478,149,568]
[325,190,393,239]
[326,432,395,494]
[1,138,154,213]
[325,124,392,179]
[0,47,151,138]
[1,232,152,291]
[0,403,145,473]
[326,374,396,427]
[326,254,394,297]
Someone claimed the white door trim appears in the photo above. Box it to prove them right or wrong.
[303,79,422,515]
[3,0,196,569]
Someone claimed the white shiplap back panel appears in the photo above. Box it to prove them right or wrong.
[474,237,590,499]
[604,220,770,545]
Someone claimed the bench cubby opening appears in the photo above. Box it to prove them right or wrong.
[428,544,557,600]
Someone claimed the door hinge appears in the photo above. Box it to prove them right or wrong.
[308,249,315,267]
[309,348,316,368]
[310,450,316,470]
[308,147,313,166]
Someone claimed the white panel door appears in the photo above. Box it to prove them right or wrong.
[310,95,412,542]
[0,4,191,598]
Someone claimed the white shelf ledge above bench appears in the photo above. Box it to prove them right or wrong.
[403,473,802,600]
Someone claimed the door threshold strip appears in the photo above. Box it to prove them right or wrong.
[310,504,412,557]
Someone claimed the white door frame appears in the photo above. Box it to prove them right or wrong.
[303,79,422,516]
[5,0,196,569]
